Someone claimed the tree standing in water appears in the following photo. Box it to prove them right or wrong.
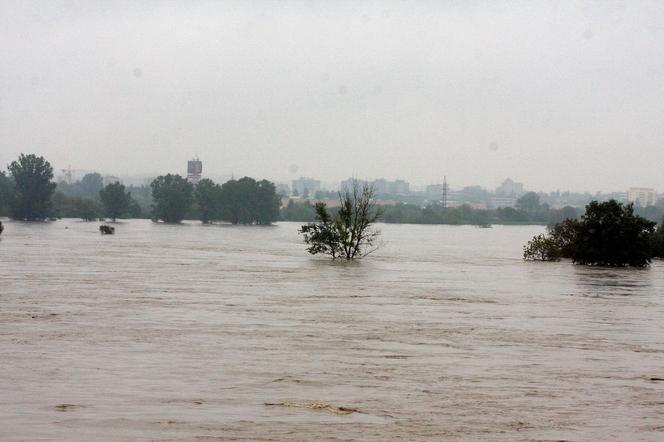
[523,200,656,267]
[100,182,131,222]
[8,154,56,221]
[300,180,382,260]
[150,174,193,223]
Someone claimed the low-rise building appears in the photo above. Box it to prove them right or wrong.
[490,196,517,208]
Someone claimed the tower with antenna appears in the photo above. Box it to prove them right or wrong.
[442,176,449,209]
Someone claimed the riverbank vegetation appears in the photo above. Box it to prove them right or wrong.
[524,200,663,267]
[281,192,582,225]
[7,154,56,221]
[0,154,281,225]
[150,175,280,224]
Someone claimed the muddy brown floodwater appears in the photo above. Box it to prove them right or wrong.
[1,219,663,441]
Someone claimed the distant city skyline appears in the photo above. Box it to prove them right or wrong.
[51,165,660,200]
[2,1,664,192]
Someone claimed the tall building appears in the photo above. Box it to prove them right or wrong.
[187,156,202,184]
[496,178,524,197]
[627,187,656,207]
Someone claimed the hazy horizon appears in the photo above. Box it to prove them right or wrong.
[2,1,663,192]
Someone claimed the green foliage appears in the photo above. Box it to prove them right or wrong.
[51,192,100,220]
[282,199,581,226]
[634,205,664,224]
[300,182,382,260]
[217,177,280,225]
[0,171,14,216]
[70,197,100,221]
[280,199,317,222]
[126,185,152,218]
[299,203,342,258]
[100,182,131,221]
[523,234,562,261]
[524,200,657,267]
[254,179,281,225]
[150,174,194,223]
[8,154,56,221]
[546,218,580,258]
[653,221,664,258]
[572,201,655,267]
[79,173,104,198]
[195,179,221,223]
[56,173,104,199]
[150,175,280,225]
[516,192,542,218]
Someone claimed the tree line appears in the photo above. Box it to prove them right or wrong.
[280,192,582,225]
[0,154,280,225]
[151,175,280,224]
[281,191,664,226]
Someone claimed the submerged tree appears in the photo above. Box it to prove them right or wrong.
[300,202,342,258]
[523,200,656,267]
[523,234,562,261]
[254,179,281,225]
[100,182,131,222]
[653,220,664,259]
[150,174,193,223]
[195,178,221,224]
[546,218,579,258]
[217,177,280,225]
[79,173,104,199]
[70,197,99,221]
[8,154,56,221]
[0,171,14,216]
[572,201,655,267]
[300,181,382,260]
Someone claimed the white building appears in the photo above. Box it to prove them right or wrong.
[627,187,656,207]
[496,178,524,197]
[490,196,517,208]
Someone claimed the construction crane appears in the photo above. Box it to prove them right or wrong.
[60,165,90,184]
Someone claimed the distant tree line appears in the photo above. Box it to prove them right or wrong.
[280,192,584,226]
[0,154,280,225]
[151,175,280,224]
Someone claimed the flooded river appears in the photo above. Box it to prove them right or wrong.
[1,219,663,441]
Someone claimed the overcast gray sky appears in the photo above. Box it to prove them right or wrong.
[1,0,663,191]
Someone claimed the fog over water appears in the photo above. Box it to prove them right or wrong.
[1,220,663,440]
[2,1,664,190]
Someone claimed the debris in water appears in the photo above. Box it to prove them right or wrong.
[264,402,360,415]
[54,404,82,412]
[99,225,115,235]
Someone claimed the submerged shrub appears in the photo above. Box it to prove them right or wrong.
[523,234,562,261]
[523,200,657,267]
[572,201,655,267]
